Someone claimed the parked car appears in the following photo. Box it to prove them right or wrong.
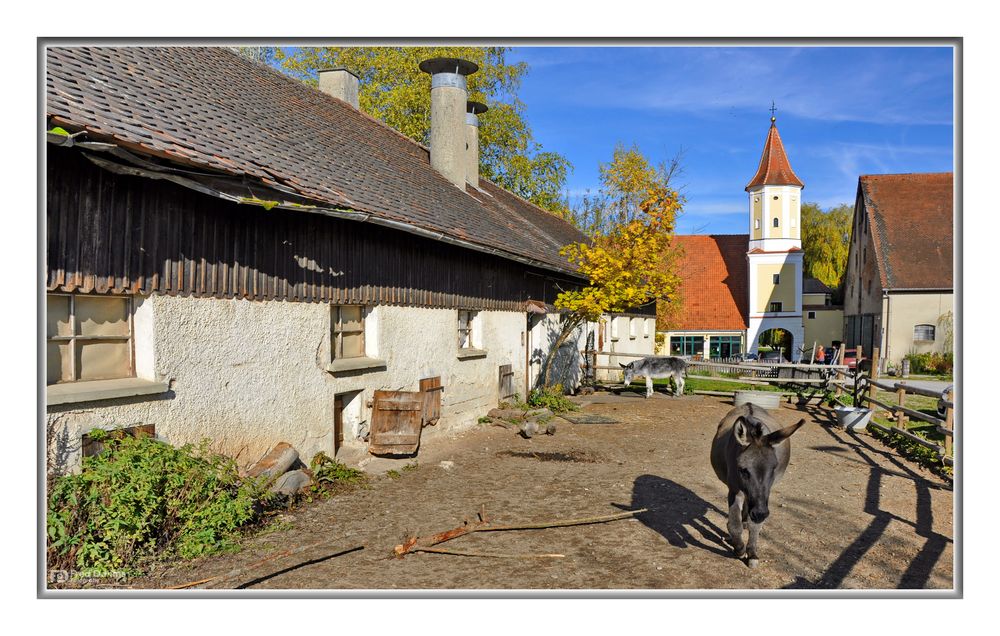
[758,350,783,362]
[937,385,954,417]
[841,348,871,371]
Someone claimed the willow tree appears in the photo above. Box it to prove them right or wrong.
[801,202,852,295]
[276,46,571,216]
[540,146,683,386]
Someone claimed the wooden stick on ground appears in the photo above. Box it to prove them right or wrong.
[413,546,565,558]
[394,508,648,557]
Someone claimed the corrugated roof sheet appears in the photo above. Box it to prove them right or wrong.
[669,235,749,331]
[45,46,586,275]
[859,172,953,290]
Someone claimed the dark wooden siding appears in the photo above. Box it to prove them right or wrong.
[46,147,580,311]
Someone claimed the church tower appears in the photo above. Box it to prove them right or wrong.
[745,114,805,361]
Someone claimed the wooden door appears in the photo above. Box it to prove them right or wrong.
[419,376,443,426]
[369,390,423,456]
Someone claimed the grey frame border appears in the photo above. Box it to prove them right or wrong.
[37,35,962,599]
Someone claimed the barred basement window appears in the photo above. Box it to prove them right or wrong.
[332,305,365,360]
[914,324,936,342]
[47,293,134,385]
[458,310,477,349]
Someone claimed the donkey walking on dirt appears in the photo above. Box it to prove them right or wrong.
[620,356,687,398]
[710,403,805,568]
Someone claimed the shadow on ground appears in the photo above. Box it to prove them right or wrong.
[614,474,731,558]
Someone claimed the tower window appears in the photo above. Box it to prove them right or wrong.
[773,273,780,284]
[754,219,760,230]
[772,195,779,200]
[769,302,783,313]
[773,218,779,228]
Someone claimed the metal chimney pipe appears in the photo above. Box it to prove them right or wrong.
[465,101,488,189]
[317,67,360,109]
[419,57,479,190]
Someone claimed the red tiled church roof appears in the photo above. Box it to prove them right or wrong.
[667,235,749,331]
[745,120,804,191]
[859,172,953,290]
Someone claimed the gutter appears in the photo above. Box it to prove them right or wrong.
[66,141,585,281]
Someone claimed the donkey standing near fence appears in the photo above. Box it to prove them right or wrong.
[710,403,805,568]
[620,356,687,398]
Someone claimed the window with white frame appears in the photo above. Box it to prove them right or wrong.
[643,318,650,338]
[458,310,478,349]
[629,317,637,339]
[331,305,366,360]
[47,293,133,385]
[913,324,936,342]
[610,317,619,340]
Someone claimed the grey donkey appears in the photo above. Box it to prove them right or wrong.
[620,356,687,398]
[710,403,805,568]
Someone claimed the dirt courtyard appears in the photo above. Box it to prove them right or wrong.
[136,393,954,591]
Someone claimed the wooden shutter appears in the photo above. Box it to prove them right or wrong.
[419,376,443,426]
[498,364,515,403]
[369,390,423,456]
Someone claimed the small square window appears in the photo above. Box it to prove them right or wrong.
[769,302,783,313]
[807,311,816,319]
[46,293,134,385]
[332,305,366,360]
[458,310,477,349]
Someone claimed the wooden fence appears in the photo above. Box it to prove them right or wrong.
[580,349,848,390]
[854,347,954,468]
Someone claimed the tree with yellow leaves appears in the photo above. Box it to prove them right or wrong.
[540,146,684,386]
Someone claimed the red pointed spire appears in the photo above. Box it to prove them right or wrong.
[745,118,804,191]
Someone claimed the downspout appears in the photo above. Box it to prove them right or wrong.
[883,290,891,367]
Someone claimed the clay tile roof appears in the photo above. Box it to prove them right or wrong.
[668,235,749,331]
[745,120,804,191]
[44,46,587,276]
[860,172,953,290]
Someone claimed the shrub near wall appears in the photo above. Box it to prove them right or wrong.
[904,352,954,375]
[47,430,276,576]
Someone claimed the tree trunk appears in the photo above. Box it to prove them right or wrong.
[539,316,584,389]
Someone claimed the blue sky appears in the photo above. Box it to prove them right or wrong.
[506,46,955,235]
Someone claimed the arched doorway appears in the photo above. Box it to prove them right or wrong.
[757,328,793,361]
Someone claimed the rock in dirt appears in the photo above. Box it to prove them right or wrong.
[488,408,526,421]
[248,442,299,479]
[270,469,312,495]
[439,460,455,471]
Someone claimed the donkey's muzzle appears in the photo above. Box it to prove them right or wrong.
[749,508,769,523]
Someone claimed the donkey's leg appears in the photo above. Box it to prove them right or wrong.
[675,373,685,397]
[646,376,653,398]
[746,521,763,568]
[727,491,746,558]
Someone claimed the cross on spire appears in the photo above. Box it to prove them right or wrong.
[769,100,777,121]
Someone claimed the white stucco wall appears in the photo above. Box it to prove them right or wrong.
[882,292,954,364]
[47,295,530,473]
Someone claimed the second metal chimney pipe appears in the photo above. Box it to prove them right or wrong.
[419,57,479,190]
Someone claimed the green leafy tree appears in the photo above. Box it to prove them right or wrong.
[540,145,684,386]
[800,202,852,296]
[275,47,571,215]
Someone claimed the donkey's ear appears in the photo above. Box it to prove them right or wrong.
[765,419,806,446]
[619,363,627,368]
[733,417,752,447]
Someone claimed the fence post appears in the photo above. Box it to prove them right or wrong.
[944,404,953,461]
[896,383,908,429]
[868,347,880,410]
[835,343,847,399]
